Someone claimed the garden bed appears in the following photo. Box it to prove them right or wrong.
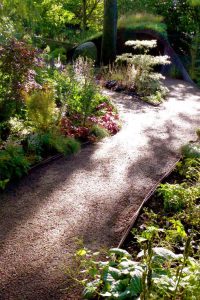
[122,151,200,257]
[118,157,181,249]
[120,142,200,266]
[79,139,200,300]
[0,41,121,190]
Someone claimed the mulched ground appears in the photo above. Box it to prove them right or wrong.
[0,79,199,300]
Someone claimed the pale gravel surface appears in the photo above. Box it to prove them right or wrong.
[0,79,199,300]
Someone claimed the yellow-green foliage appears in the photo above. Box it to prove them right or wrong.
[118,13,167,36]
[25,88,58,132]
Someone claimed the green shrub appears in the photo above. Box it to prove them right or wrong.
[176,158,200,182]
[158,183,200,212]
[25,87,59,132]
[67,57,106,125]
[50,134,80,156]
[0,143,30,189]
[90,124,109,139]
[181,142,200,159]
[8,117,32,143]
[26,131,80,158]
[0,121,11,141]
[48,47,67,64]
[37,68,72,105]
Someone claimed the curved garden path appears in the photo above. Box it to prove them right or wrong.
[0,79,200,299]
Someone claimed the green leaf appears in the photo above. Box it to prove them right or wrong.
[153,247,183,260]
[108,266,122,280]
[138,247,183,261]
[129,269,143,296]
[109,248,132,258]
[0,179,9,189]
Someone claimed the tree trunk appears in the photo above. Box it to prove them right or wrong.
[101,0,118,65]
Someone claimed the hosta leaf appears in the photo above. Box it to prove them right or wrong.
[153,247,183,260]
[138,247,182,261]
[119,260,139,269]
[109,248,132,258]
[129,269,143,296]
[153,275,176,290]
[137,237,147,243]
[108,266,122,280]
[115,278,130,291]
[103,270,115,284]
[83,279,101,299]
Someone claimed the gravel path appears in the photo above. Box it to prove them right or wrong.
[0,79,199,300]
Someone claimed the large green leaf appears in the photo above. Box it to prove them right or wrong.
[109,248,132,259]
[129,269,143,296]
[138,247,182,261]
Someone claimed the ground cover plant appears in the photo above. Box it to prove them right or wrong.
[0,40,120,190]
[73,133,200,299]
[101,39,170,105]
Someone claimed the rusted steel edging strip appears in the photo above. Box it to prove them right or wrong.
[29,154,63,173]
[118,156,182,248]
[29,141,91,173]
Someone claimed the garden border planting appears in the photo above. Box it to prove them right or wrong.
[118,157,181,248]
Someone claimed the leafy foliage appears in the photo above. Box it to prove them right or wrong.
[73,140,200,299]
[118,13,167,36]
[24,87,58,132]
[0,43,120,188]
[26,131,80,158]
[76,239,200,300]
[181,142,200,159]
[176,158,200,182]
[0,143,30,188]
[0,39,41,123]
[158,183,200,213]
[90,124,109,139]
[116,40,170,104]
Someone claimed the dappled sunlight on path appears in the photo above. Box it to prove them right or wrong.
[0,79,199,299]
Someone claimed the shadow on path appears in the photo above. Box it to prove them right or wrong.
[0,78,199,300]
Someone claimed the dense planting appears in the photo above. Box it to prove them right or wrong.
[0,41,120,189]
[75,135,200,299]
